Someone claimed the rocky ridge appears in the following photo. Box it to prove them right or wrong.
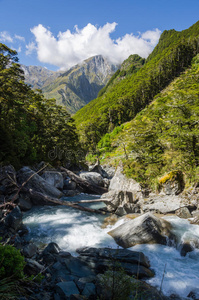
[22,55,119,114]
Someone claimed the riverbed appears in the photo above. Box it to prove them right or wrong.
[23,194,199,299]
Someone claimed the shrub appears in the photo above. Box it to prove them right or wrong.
[0,244,25,279]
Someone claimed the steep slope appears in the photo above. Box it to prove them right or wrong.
[21,65,62,90]
[96,54,199,188]
[42,55,118,114]
[98,54,145,97]
[74,21,199,149]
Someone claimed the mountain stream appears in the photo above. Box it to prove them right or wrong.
[23,194,199,299]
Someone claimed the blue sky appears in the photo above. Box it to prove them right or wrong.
[0,0,198,70]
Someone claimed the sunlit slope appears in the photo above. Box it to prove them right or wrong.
[74,21,199,149]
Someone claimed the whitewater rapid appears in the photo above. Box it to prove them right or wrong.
[23,195,199,299]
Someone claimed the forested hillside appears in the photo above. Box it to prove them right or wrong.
[0,44,81,168]
[74,21,199,153]
[94,54,199,189]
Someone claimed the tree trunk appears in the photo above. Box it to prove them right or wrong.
[21,187,107,215]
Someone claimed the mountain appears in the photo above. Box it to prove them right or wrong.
[74,20,199,149]
[21,65,62,90]
[22,55,119,115]
[42,55,119,114]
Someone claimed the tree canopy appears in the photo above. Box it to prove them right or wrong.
[0,43,81,168]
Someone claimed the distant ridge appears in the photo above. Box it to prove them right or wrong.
[22,55,119,114]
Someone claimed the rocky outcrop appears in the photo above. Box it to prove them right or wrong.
[102,164,143,215]
[103,190,141,216]
[108,212,176,248]
[142,193,196,215]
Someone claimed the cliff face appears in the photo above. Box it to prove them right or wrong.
[22,55,118,114]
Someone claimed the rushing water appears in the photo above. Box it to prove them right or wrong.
[23,195,199,299]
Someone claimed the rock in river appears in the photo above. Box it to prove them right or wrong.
[108,212,176,248]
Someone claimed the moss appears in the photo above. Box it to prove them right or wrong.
[159,170,182,184]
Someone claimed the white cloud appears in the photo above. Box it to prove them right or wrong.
[15,34,25,42]
[0,31,13,43]
[29,23,161,70]
[26,41,37,55]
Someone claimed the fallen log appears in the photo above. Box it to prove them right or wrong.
[21,187,107,215]
[70,199,109,204]
[60,167,108,195]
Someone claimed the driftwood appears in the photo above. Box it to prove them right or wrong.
[72,199,104,204]
[60,167,108,195]
[1,164,108,215]
[21,187,107,215]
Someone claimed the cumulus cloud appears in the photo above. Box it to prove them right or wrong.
[29,23,161,70]
[0,31,13,43]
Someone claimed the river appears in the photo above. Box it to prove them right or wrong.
[23,194,199,299]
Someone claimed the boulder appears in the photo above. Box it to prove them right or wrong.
[63,256,95,278]
[24,258,44,276]
[42,171,64,190]
[42,242,60,255]
[55,281,79,298]
[101,164,143,215]
[89,164,115,179]
[102,190,141,215]
[18,193,32,211]
[109,164,142,194]
[108,213,175,248]
[180,243,194,256]
[175,207,192,219]
[4,206,22,231]
[79,172,104,187]
[76,247,154,279]
[63,179,77,190]
[142,194,196,215]
[17,167,63,205]
[23,243,38,258]
[0,165,18,198]
[76,247,150,268]
[82,283,96,297]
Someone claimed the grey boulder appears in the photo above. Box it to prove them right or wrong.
[17,167,63,204]
[42,171,64,190]
[108,212,175,248]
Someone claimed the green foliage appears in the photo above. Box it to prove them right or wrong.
[0,43,82,167]
[98,263,134,300]
[75,21,199,152]
[103,53,199,189]
[0,244,25,279]
[97,125,124,154]
[98,54,145,98]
